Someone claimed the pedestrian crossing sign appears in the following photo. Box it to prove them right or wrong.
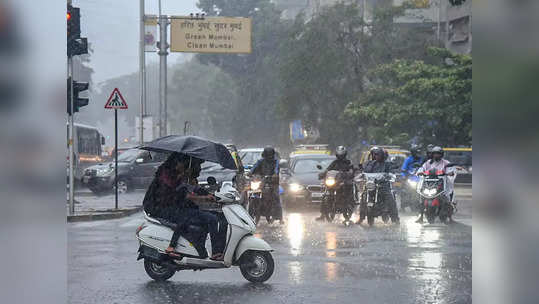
[104,88,128,109]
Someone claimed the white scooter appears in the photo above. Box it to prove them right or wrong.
[136,182,275,283]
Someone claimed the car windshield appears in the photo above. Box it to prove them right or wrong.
[240,151,262,166]
[116,149,141,162]
[293,158,334,173]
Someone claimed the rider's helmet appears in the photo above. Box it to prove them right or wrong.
[410,144,421,157]
[262,146,276,160]
[431,146,444,160]
[335,146,347,160]
[370,146,385,161]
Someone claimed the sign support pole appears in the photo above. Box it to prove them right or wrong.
[114,109,118,210]
[139,0,145,146]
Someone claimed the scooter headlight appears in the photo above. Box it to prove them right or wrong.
[325,177,336,187]
[250,181,261,191]
[289,183,303,192]
[366,181,376,191]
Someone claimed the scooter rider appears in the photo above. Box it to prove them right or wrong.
[416,146,455,223]
[316,146,354,221]
[250,146,284,224]
[357,147,400,224]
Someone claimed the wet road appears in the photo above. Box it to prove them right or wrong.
[68,191,472,304]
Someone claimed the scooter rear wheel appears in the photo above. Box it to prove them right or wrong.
[144,259,175,281]
[239,251,274,283]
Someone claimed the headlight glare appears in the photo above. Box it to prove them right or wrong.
[289,183,303,192]
[250,181,261,191]
[325,178,336,187]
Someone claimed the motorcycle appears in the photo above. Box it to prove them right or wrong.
[416,164,457,224]
[248,175,277,225]
[399,173,421,212]
[320,170,355,224]
[136,181,275,283]
[357,172,396,226]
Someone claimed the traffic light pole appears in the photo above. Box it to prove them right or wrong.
[158,1,168,136]
[68,56,75,215]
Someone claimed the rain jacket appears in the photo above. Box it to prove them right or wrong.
[401,155,423,177]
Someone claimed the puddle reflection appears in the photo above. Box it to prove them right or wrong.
[286,213,305,256]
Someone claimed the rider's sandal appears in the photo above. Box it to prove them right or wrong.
[165,248,182,258]
[210,253,224,261]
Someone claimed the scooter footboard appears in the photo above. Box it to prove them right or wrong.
[233,235,272,264]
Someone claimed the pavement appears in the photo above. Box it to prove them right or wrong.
[68,188,472,304]
[67,190,146,222]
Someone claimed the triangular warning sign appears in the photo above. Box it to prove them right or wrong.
[104,88,128,109]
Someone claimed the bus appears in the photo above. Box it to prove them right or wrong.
[67,123,105,180]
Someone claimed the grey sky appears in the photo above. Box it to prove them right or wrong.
[75,0,199,83]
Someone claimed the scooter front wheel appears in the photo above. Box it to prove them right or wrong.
[144,259,175,281]
[239,250,274,283]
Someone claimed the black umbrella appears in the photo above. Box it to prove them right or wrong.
[141,135,237,170]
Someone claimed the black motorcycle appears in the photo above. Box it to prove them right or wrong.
[248,175,277,225]
[359,172,396,226]
[320,170,355,224]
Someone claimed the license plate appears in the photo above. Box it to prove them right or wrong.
[367,202,374,207]
[311,192,323,198]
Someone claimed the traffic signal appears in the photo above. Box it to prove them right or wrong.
[67,77,89,115]
[67,4,87,57]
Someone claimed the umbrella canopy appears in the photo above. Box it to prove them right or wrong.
[141,135,237,170]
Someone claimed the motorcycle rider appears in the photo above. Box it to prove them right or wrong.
[250,146,284,224]
[401,145,423,178]
[316,146,354,222]
[425,144,434,163]
[357,147,400,224]
[416,146,455,223]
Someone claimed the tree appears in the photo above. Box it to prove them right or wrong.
[277,2,439,146]
[345,47,472,146]
[196,0,292,146]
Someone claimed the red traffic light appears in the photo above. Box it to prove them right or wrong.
[67,12,71,20]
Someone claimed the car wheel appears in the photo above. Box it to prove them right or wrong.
[114,178,130,194]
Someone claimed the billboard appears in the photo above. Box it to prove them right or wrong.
[170,17,252,53]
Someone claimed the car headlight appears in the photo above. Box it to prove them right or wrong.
[407,180,418,188]
[250,181,261,191]
[325,177,336,187]
[96,167,114,176]
[289,183,303,192]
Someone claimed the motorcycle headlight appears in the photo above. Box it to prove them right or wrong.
[407,180,418,188]
[366,181,376,190]
[96,167,114,176]
[325,178,336,187]
[423,188,437,196]
[289,183,303,192]
[250,181,261,191]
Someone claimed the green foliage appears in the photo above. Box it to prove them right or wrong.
[277,2,438,146]
[196,0,291,145]
[345,47,472,146]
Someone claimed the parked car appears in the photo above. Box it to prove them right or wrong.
[82,148,168,195]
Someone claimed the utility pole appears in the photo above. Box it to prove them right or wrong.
[68,57,74,216]
[139,0,145,145]
[158,0,169,136]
